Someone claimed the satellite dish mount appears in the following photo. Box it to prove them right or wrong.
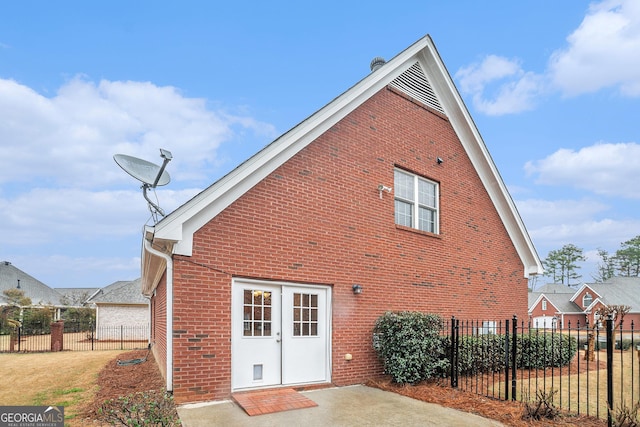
[114,149,173,222]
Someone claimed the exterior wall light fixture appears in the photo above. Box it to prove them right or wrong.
[352,284,363,294]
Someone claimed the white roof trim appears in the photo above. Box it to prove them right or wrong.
[528,294,561,314]
[143,35,543,290]
[569,283,601,303]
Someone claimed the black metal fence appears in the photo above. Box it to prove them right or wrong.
[444,315,639,426]
[0,323,149,352]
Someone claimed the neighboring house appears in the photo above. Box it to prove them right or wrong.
[56,288,100,307]
[86,278,149,340]
[141,35,543,404]
[529,277,640,329]
[0,261,64,316]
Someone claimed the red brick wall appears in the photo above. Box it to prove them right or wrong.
[529,297,555,318]
[167,87,530,403]
[151,273,167,381]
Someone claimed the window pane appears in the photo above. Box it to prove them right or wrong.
[418,179,436,207]
[394,170,414,200]
[253,291,262,305]
[418,207,435,233]
[263,322,271,336]
[293,293,301,306]
[263,292,271,306]
[253,306,262,320]
[302,294,309,307]
[244,290,252,304]
[395,200,412,227]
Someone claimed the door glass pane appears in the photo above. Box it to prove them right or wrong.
[292,292,318,337]
[243,289,272,337]
[244,290,252,304]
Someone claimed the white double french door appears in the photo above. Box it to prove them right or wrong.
[231,279,331,391]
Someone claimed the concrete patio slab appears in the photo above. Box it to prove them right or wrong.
[178,385,505,426]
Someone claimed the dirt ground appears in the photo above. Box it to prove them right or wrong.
[80,349,609,427]
[78,349,166,426]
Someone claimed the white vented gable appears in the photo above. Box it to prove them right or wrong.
[390,62,445,115]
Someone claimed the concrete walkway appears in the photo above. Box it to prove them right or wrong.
[178,385,505,427]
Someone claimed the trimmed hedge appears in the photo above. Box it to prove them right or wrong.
[373,311,449,384]
[373,311,579,384]
[457,332,577,375]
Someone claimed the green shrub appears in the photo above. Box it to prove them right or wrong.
[516,333,577,368]
[457,334,506,375]
[373,311,449,384]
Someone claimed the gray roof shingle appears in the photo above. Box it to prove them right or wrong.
[87,278,147,305]
[0,261,64,306]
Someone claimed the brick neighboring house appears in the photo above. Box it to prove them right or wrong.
[529,277,640,329]
[141,35,543,404]
[86,278,149,340]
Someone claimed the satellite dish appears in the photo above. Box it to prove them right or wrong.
[113,149,173,220]
[114,154,171,187]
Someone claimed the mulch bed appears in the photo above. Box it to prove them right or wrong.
[367,378,606,426]
[79,349,168,425]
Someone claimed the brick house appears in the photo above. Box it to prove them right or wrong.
[141,35,543,404]
[86,278,149,340]
[529,277,640,329]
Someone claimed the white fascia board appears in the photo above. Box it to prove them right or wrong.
[418,42,543,278]
[569,283,600,302]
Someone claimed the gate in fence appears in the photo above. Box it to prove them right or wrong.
[446,315,638,426]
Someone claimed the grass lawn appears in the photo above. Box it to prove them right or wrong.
[494,349,640,421]
[0,350,126,426]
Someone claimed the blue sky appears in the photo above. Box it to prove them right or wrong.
[1,1,639,288]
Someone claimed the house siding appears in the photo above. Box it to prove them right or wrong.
[167,88,528,403]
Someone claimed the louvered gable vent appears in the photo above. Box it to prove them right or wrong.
[389,62,445,116]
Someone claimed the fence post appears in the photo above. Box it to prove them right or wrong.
[511,315,517,401]
[505,318,510,401]
[606,314,614,427]
[450,316,459,388]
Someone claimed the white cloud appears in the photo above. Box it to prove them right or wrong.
[524,142,640,198]
[549,0,640,97]
[516,197,640,261]
[0,187,202,245]
[455,55,545,115]
[0,76,276,188]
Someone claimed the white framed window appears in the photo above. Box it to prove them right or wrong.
[394,168,439,233]
[480,320,497,335]
[542,300,547,311]
[583,293,593,308]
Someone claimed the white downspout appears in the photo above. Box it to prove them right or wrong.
[144,239,174,392]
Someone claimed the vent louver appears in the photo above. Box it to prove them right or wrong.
[389,62,445,115]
